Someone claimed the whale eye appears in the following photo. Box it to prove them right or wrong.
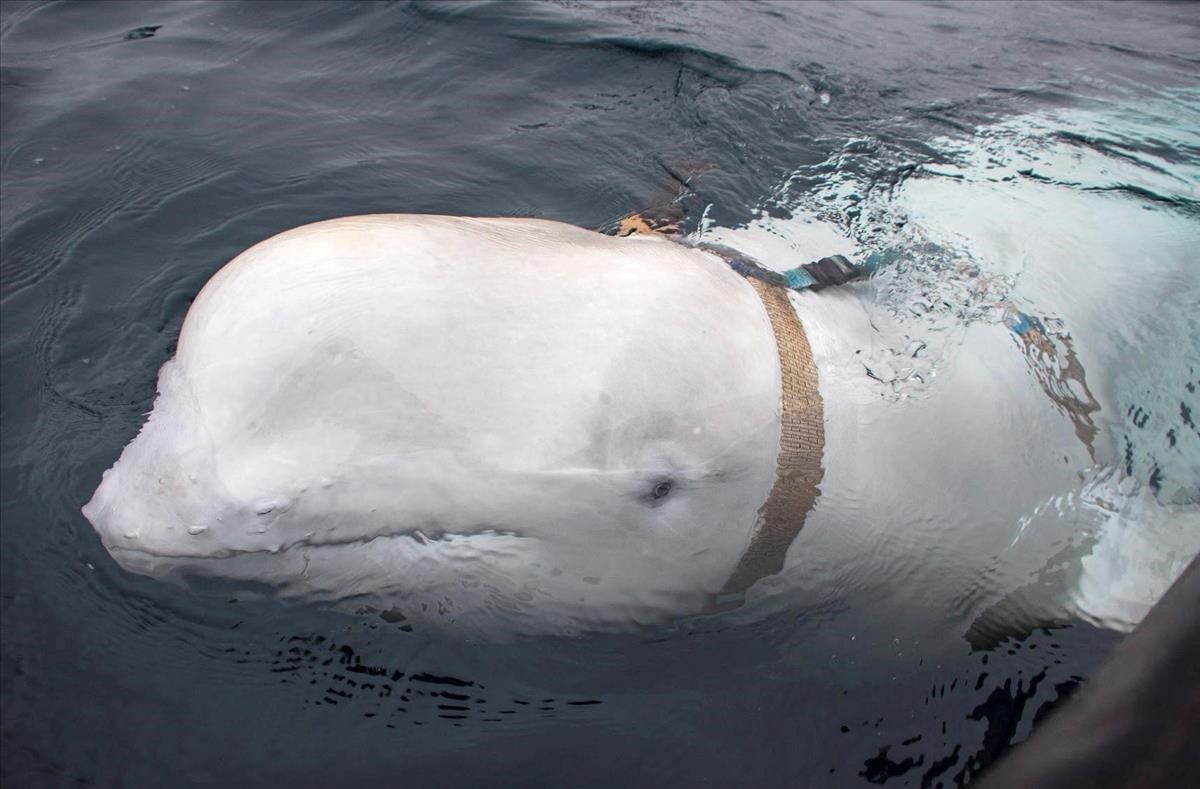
[638,475,677,507]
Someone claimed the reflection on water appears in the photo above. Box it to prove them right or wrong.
[2,0,1198,786]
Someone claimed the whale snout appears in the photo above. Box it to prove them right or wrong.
[82,359,244,568]
[83,463,225,564]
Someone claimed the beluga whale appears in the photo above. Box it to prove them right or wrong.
[83,213,1198,640]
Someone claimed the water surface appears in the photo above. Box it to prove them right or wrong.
[3,1,1198,786]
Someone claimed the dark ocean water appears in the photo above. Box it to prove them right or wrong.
[2,1,1198,787]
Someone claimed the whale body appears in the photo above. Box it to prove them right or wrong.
[84,213,1198,639]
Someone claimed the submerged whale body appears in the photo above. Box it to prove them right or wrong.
[84,214,1197,639]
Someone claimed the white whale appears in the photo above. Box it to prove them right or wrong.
[83,213,1197,639]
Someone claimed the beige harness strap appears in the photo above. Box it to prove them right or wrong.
[613,220,826,606]
[717,278,825,601]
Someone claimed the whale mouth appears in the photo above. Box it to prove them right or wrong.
[103,526,526,563]
[103,527,537,604]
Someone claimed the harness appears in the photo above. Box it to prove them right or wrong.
[687,242,877,609]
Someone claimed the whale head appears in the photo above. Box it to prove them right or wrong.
[83,216,788,634]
